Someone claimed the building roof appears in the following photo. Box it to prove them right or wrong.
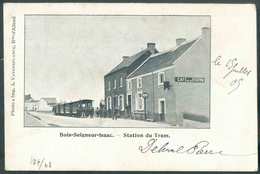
[65,99,93,105]
[25,99,39,103]
[106,48,158,76]
[56,99,93,106]
[41,97,57,105]
[128,38,198,78]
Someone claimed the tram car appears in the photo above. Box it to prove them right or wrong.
[53,99,94,117]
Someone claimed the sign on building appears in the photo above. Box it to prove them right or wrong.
[175,77,205,83]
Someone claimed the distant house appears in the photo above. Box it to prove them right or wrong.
[24,95,57,112]
[25,100,39,111]
[127,27,210,126]
[38,98,57,112]
[41,98,57,107]
[104,43,158,117]
[24,94,39,111]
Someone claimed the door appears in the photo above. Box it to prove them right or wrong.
[159,100,165,121]
[127,95,132,114]
[113,96,117,111]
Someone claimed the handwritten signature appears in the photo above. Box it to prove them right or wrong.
[212,56,251,94]
[139,138,256,156]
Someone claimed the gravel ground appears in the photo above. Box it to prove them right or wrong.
[25,111,175,128]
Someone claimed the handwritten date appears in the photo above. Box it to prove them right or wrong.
[212,56,251,94]
[30,156,52,170]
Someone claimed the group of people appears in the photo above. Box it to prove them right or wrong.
[79,108,131,120]
[95,108,121,120]
[79,108,94,118]
[79,103,132,120]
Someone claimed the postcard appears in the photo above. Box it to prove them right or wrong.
[4,3,257,171]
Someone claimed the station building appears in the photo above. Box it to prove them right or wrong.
[104,43,158,117]
[126,27,210,126]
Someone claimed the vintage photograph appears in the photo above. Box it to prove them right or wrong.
[24,15,210,128]
[5,3,257,171]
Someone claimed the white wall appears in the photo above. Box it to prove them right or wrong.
[173,33,210,119]
[38,99,53,112]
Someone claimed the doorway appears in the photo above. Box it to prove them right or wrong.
[127,95,132,115]
[113,96,118,116]
[159,98,165,121]
[113,96,117,110]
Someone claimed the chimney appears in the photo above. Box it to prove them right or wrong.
[176,38,186,46]
[147,42,156,54]
[201,27,210,39]
[122,56,130,60]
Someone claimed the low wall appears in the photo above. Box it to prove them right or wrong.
[182,119,209,128]
[178,112,209,128]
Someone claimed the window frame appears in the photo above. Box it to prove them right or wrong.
[120,77,123,88]
[127,80,132,90]
[108,81,111,91]
[118,94,124,111]
[135,91,144,111]
[114,79,117,89]
[158,72,165,86]
[137,77,143,89]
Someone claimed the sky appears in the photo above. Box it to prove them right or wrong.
[25,15,210,106]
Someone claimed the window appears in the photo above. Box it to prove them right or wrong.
[120,77,123,87]
[136,91,144,111]
[114,79,117,89]
[118,94,124,111]
[127,80,132,90]
[137,77,142,89]
[158,72,165,86]
[108,81,111,91]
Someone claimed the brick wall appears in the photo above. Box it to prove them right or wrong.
[104,69,128,115]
